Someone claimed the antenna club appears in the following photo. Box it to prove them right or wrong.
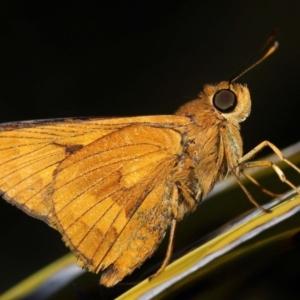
[229,40,279,84]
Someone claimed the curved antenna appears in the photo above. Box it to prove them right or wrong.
[229,29,279,84]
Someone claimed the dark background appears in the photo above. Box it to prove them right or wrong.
[0,0,300,295]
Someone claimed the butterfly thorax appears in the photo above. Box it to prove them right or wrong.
[174,83,249,220]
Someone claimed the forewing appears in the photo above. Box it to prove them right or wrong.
[51,125,183,285]
[0,120,128,224]
[0,116,188,225]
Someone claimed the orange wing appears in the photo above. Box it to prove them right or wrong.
[0,116,189,285]
[0,118,124,225]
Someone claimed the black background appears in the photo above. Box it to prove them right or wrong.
[0,0,300,295]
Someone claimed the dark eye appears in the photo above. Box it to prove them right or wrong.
[212,89,237,113]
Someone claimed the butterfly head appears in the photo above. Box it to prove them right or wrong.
[205,81,251,123]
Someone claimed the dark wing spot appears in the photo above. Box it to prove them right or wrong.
[65,144,84,155]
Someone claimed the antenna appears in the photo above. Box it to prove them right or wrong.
[229,29,279,84]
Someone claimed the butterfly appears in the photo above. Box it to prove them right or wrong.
[1,40,299,287]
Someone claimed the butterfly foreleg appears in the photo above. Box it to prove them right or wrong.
[238,140,300,196]
[239,140,300,174]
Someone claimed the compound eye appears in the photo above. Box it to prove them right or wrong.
[212,89,237,113]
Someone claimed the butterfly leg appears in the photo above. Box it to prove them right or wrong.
[238,141,300,195]
[231,171,270,212]
[149,186,179,281]
[242,160,300,195]
[239,141,300,174]
[241,171,284,198]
